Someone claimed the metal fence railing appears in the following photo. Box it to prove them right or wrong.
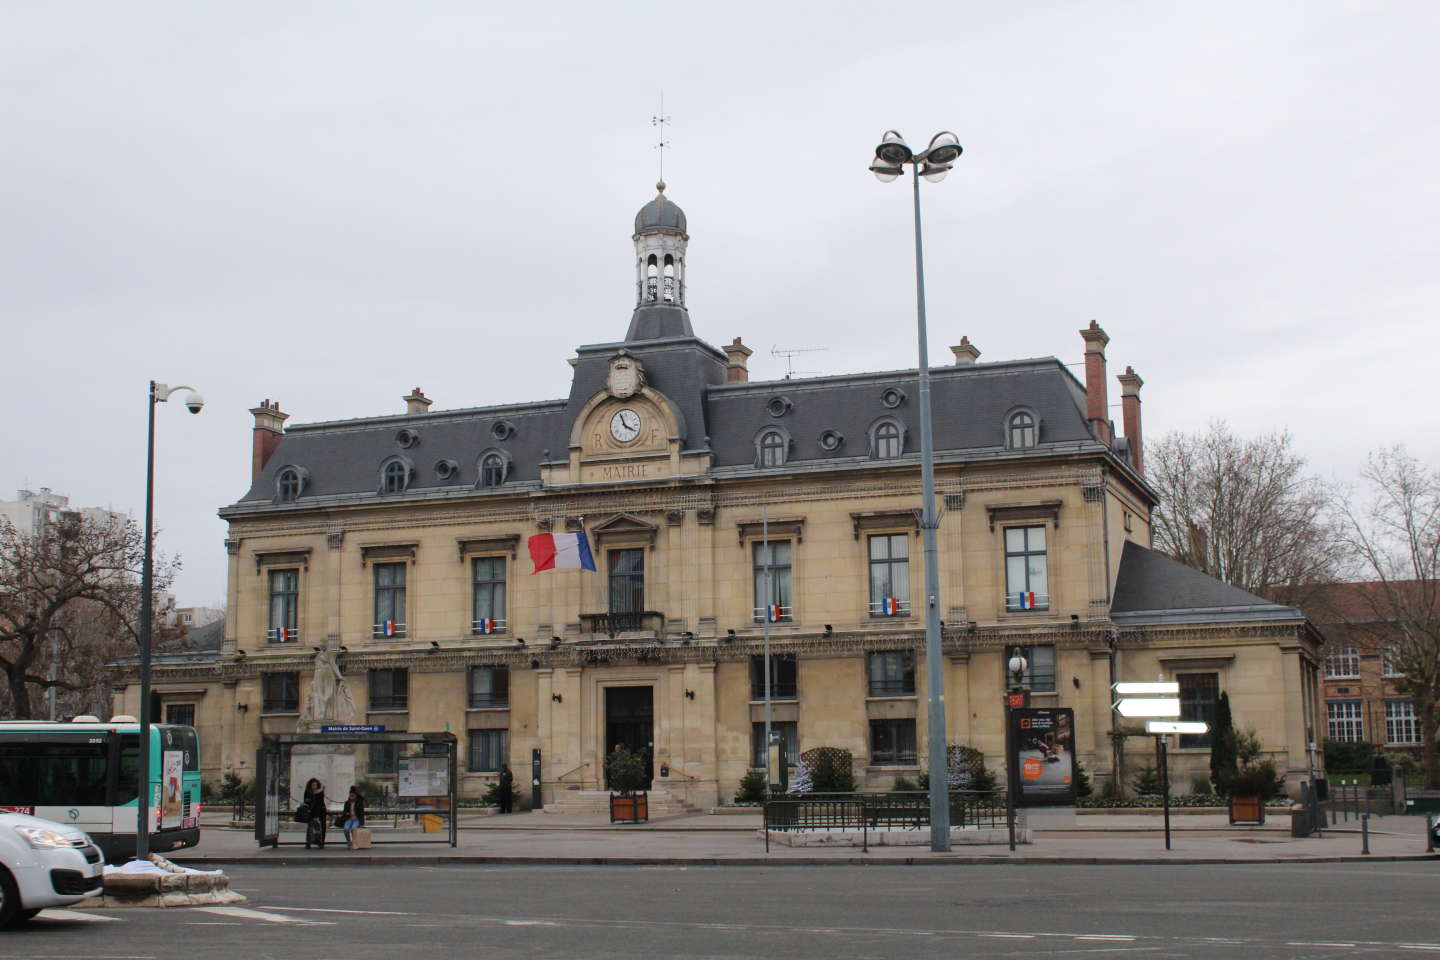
[762,791,1006,852]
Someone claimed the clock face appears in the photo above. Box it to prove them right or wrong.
[609,408,642,443]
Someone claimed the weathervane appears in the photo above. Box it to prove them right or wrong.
[651,93,670,185]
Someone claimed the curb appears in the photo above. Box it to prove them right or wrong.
[172,852,1440,868]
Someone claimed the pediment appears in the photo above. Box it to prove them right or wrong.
[591,512,659,546]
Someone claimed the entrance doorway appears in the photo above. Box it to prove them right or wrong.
[604,686,653,789]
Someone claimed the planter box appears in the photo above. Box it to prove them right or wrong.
[610,792,649,823]
[1228,795,1265,825]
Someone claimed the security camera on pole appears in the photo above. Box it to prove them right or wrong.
[1112,681,1208,851]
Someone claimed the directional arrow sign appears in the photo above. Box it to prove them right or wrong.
[1112,681,1179,696]
[1146,720,1208,735]
[1113,697,1181,718]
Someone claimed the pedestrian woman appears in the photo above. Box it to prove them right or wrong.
[498,764,514,814]
[341,785,366,846]
[303,778,328,849]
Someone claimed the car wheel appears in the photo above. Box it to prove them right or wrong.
[13,909,40,923]
[0,865,20,928]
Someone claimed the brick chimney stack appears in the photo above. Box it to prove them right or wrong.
[1117,365,1144,474]
[723,337,753,383]
[249,400,289,485]
[949,336,981,365]
[1079,321,1112,443]
[404,387,432,415]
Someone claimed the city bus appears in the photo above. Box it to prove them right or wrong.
[0,717,201,862]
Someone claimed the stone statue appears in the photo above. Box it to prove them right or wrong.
[299,648,357,729]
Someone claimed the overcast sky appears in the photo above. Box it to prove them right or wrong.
[3,1,1437,606]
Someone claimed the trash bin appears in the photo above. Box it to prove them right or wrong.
[1290,804,1312,838]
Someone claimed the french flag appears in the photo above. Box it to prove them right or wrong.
[381,620,398,637]
[882,597,901,616]
[272,626,291,642]
[766,604,783,622]
[1018,592,1037,610]
[476,618,496,635]
[528,531,596,574]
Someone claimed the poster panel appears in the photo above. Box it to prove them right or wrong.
[1009,707,1077,807]
[161,750,184,829]
[399,757,448,797]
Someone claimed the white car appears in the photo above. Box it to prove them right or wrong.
[0,813,105,927]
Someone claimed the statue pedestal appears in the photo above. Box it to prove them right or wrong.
[289,744,357,809]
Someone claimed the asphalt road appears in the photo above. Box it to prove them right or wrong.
[6,861,1438,959]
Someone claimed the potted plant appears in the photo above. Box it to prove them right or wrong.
[606,747,650,823]
[1226,728,1284,825]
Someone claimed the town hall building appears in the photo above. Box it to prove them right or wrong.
[115,183,1324,809]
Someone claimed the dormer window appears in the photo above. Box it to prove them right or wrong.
[276,468,302,503]
[480,453,505,488]
[1008,411,1037,449]
[380,460,409,494]
[872,420,904,459]
[758,429,787,468]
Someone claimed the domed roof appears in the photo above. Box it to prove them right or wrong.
[634,182,687,235]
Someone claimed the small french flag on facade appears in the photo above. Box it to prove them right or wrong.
[381,620,398,637]
[476,618,496,635]
[1018,592,1037,610]
[882,597,901,616]
[528,530,597,574]
[272,626,290,642]
[766,604,783,622]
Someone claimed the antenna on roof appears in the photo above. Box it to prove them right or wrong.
[651,93,670,184]
[771,345,827,380]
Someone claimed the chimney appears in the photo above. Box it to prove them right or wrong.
[1079,320,1112,443]
[249,400,289,485]
[949,336,981,365]
[1117,365,1144,474]
[723,337,753,383]
[404,387,432,415]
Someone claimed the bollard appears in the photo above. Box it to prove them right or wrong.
[1361,813,1370,855]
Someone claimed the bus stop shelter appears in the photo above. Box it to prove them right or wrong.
[255,730,458,848]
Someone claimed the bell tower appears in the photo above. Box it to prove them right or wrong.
[626,182,694,341]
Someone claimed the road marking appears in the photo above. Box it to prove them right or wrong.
[1399,947,1440,952]
[260,906,418,916]
[981,934,1035,939]
[193,906,334,925]
[505,920,560,926]
[1074,936,1137,941]
[38,909,123,922]
[1286,943,1356,948]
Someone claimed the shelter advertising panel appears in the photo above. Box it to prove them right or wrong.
[1008,707,1076,807]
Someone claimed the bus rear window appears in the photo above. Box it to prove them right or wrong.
[160,726,200,772]
[0,741,109,806]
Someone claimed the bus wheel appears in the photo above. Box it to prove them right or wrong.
[0,866,20,928]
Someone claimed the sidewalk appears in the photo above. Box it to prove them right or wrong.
[175,810,1438,865]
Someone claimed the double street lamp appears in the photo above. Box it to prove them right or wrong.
[136,380,203,861]
[868,130,962,853]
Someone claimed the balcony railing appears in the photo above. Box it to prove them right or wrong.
[752,605,794,624]
[868,599,912,617]
[580,611,664,638]
[1004,593,1050,612]
[372,622,407,639]
[266,627,299,644]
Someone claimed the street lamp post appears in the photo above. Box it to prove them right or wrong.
[869,130,963,853]
[1006,648,1028,852]
[137,380,203,861]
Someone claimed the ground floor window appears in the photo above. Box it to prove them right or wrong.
[869,718,917,765]
[468,729,508,773]
[751,721,799,768]
[1385,699,1419,745]
[1178,673,1219,748]
[262,672,299,713]
[164,703,195,727]
[1327,700,1363,742]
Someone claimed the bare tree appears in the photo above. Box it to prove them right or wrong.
[1148,422,1342,596]
[0,513,180,719]
[1340,446,1440,789]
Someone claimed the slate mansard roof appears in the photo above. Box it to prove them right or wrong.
[229,330,1125,511]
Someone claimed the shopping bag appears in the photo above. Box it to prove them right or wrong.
[349,828,373,850]
[294,805,311,824]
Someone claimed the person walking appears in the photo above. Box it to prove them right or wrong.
[340,786,366,847]
[303,778,328,850]
[498,764,514,814]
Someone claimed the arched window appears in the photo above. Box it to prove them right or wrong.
[1008,411,1036,449]
[758,430,787,468]
[874,421,903,459]
[480,453,505,488]
[277,468,302,503]
[381,460,408,494]
[646,255,659,303]
[663,254,676,302]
